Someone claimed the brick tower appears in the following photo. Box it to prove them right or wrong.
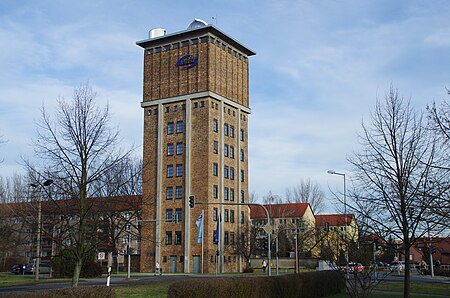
[137,19,255,273]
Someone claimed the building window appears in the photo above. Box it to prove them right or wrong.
[213,208,218,221]
[168,122,174,134]
[213,141,218,154]
[200,36,208,43]
[240,149,244,161]
[230,232,235,244]
[240,190,245,203]
[166,106,170,113]
[230,167,234,180]
[164,45,171,51]
[166,209,173,222]
[230,188,234,201]
[224,232,229,245]
[176,164,183,177]
[155,47,161,53]
[224,209,229,222]
[166,187,173,200]
[191,38,198,45]
[176,121,184,133]
[213,185,218,199]
[176,186,183,199]
[229,146,234,159]
[230,125,235,137]
[165,231,172,245]
[230,210,235,223]
[241,211,245,224]
[213,163,218,176]
[173,42,180,49]
[167,143,174,156]
[240,129,244,141]
[224,187,229,200]
[224,124,229,136]
[224,144,229,157]
[167,165,174,178]
[200,101,205,107]
[147,49,153,55]
[224,166,229,179]
[181,40,189,47]
[176,142,183,155]
[175,208,182,223]
[163,256,167,262]
[175,231,182,245]
[213,119,218,132]
[240,170,245,182]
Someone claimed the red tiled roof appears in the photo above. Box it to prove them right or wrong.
[250,203,311,219]
[315,214,354,226]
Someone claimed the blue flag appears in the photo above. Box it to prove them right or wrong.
[214,213,221,244]
[196,212,203,244]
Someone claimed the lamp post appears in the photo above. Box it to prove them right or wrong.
[30,179,53,281]
[327,170,349,279]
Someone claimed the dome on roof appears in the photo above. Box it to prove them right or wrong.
[187,18,208,30]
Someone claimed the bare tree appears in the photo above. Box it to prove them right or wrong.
[285,178,325,214]
[262,191,282,205]
[27,82,134,287]
[347,85,448,297]
[0,132,6,164]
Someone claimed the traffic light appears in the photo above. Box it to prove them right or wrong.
[216,250,220,256]
[431,246,436,254]
[262,238,268,251]
[189,195,195,208]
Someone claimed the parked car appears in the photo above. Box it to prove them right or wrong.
[31,263,51,274]
[342,262,364,273]
[11,264,33,275]
[389,261,405,272]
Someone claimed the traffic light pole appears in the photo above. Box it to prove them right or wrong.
[194,201,272,276]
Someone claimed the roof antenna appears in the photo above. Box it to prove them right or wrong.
[212,14,218,25]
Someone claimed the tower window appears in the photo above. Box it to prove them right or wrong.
[224,232,229,245]
[166,209,173,222]
[230,188,234,201]
[155,47,161,53]
[241,211,245,224]
[241,190,245,203]
[175,208,182,223]
[224,124,229,136]
[224,166,229,179]
[213,185,218,198]
[230,167,234,180]
[176,164,183,177]
[176,142,183,155]
[167,143,174,156]
[164,45,171,51]
[213,163,218,176]
[191,38,198,45]
[181,40,189,47]
[166,187,173,200]
[224,144,229,157]
[222,43,226,50]
[147,49,153,55]
[240,170,245,182]
[213,208,218,221]
[224,187,229,200]
[176,186,183,199]
[172,43,180,49]
[194,102,198,108]
[224,209,229,222]
[213,119,218,132]
[230,125,235,138]
[240,129,245,141]
[240,149,244,161]
[167,122,174,134]
[200,36,208,43]
[213,141,218,154]
[167,165,174,178]
[176,121,184,133]
[229,146,234,159]
[230,210,235,223]
[175,231,182,245]
[165,231,172,245]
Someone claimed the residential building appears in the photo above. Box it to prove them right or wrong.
[137,19,255,273]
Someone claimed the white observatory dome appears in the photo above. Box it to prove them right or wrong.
[187,18,208,30]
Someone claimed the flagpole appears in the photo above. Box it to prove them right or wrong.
[201,209,204,274]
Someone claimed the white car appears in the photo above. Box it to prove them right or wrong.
[389,261,405,272]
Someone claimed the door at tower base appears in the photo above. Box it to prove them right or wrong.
[193,256,201,273]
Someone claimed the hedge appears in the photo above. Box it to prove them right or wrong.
[168,271,345,298]
[0,286,115,298]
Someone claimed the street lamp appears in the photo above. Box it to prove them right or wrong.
[30,179,53,281]
[327,170,349,279]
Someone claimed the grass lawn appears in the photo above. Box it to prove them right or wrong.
[0,273,70,287]
[114,282,171,298]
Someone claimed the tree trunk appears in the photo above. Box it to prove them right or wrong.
[72,259,82,287]
[404,243,411,297]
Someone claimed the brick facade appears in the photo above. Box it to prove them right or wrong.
[138,22,255,273]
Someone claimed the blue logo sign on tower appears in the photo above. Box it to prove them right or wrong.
[177,54,198,69]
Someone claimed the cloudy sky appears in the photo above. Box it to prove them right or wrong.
[0,0,449,211]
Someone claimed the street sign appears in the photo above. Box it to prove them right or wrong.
[98,252,106,260]
[264,223,272,233]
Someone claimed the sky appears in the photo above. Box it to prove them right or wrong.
[0,0,449,212]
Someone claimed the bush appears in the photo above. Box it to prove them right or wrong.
[434,269,450,277]
[168,271,344,298]
[0,286,114,298]
[52,248,102,278]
